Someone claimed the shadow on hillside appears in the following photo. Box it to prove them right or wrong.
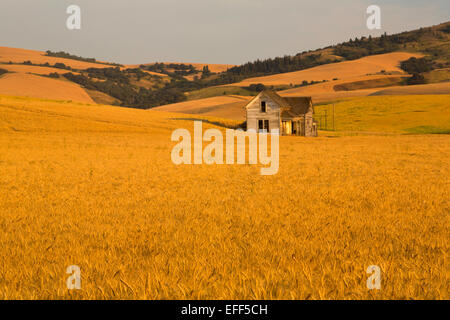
[168,117,245,130]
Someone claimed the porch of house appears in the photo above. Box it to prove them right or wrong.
[281,117,318,136]
[281,117,304,136]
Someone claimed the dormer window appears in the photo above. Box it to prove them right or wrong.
[261,101,267,113]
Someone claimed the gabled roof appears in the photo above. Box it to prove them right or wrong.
[260,90,292,109]
[284,97,312,115]
[246,90,312,116]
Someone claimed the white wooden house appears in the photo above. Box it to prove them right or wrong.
[245,90,317,136]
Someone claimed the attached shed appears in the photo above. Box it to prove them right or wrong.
[245,90,318,137]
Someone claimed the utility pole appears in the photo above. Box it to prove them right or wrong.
[333,104,335,131]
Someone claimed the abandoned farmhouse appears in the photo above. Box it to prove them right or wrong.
[245,90,318,137]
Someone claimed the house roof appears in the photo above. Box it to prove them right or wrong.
[284,97,312,115]
[258,90,312,116]
[261,90,292,109]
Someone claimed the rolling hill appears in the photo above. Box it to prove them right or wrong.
[153,95,251,120]
[369,81,450,96]
[228,52,420,87]
[0,47,110,70]
[0,22,448,114]
[0,73,94,103]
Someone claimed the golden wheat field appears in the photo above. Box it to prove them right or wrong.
[314,95,450,134]
[0,73,94,103]
[0,95,448,300]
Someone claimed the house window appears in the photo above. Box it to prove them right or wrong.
[261,101,267,113]
[258,120,270,132]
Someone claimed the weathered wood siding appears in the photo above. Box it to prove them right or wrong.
[304,107,315,137]
[246,93,280,133]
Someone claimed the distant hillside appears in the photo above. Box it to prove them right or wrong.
[229,52,419,87]
[141,21,450,106]
[0,22,448,109]
[231,22,450,77]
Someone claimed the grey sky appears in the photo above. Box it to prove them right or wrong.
[0,0,448,65]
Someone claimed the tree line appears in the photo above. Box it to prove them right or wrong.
[63,69,186,109]
[45,50,122,67]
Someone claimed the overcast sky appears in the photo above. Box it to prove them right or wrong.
[0,0,448,65]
